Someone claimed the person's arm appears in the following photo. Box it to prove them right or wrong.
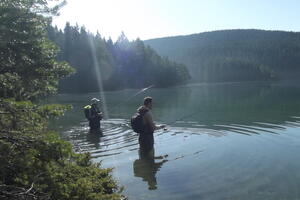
[144,112,165,131]
[96,106,103,119]
[98,111,103,120]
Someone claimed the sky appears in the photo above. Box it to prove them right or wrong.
[52,0,300,41]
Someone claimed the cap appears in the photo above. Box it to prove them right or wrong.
[91,98,100,104]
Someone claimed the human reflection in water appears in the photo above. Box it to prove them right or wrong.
[86,130,103,149]
[133,148,168,190]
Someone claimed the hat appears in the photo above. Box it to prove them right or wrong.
[91,98,100,104]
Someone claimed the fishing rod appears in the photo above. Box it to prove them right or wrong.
[114,84,155,108]
[163,110,204,128]
[90,85,155,121]
[158,109,211,133]
[163,107,234,127]
[125,84,155,102]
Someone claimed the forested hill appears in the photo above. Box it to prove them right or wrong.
[47,24,190,93]
[145,29,300,82]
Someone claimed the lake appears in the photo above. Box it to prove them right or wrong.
[48,82,300,200]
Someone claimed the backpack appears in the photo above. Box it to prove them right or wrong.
[83,105,91,120]
[131,111,147,133]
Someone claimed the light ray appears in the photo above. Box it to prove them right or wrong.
[88,36,109,119]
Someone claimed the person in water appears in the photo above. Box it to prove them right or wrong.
[137,97,165,153]
[85,98,103,133]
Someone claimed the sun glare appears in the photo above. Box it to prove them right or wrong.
[52,0,177,41]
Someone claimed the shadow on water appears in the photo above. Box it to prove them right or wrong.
[86,130,103,149]
[133,148,168,190]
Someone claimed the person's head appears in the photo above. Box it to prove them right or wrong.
[143,97,153,109]
[91,98,100,106]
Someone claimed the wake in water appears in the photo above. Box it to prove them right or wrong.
[60,118,221,158]
[60,117,300,161]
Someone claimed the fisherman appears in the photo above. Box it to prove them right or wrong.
[136,97,166,153]
[84,98,103,133]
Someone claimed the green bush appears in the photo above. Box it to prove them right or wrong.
[0,1,124,199]
[0,100,123,200]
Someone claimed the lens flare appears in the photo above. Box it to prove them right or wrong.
[88,36,109,119]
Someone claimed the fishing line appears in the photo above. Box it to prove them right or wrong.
[164,110,204,127]
[125,84,155,102]
[114,84,155,108]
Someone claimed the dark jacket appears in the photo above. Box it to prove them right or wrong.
[137,106,154,151]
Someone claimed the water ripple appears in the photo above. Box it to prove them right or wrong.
[61,117,300,160]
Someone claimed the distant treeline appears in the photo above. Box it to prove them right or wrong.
[47,24,190,93]
[145,29,300,82]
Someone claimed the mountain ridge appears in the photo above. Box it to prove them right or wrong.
[144,29,300,82]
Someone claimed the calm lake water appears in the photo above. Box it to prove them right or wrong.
[48,82,300,200]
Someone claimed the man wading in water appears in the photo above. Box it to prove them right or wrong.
[84,98,103,134]
[132,97,168,189]
[136,97,166,153]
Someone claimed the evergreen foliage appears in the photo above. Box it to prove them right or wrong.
[145,29,300,82]
[0,0,74,100]
[0,1,123,199]
[47,26,190,93]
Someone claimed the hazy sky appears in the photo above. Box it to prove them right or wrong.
[52,0,300,41]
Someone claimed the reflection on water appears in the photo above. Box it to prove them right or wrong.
[48,82,300,200]
[133,148,168,190]
[86,131,103,149]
